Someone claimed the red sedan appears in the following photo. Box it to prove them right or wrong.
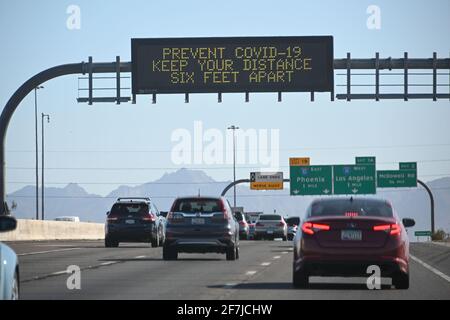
[293,197,415,289]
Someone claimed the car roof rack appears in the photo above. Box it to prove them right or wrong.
[116,197,151,202]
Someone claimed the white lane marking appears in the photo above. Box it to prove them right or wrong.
[134,255,146,259]
[100,261,116,266]
[223,283,237,288]
[35,244,78,247]
[18,247,82,256]
[261,262,271,266]
[246,271,257,276]
[273,256,281,259]
[50,270,67,276]
[410,254,450,283]
[281,251,289,254]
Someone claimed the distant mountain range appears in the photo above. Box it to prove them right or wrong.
[6,168,450,235]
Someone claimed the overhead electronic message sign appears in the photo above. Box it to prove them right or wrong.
[131,36,334,94]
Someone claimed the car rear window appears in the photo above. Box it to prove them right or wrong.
[234,212,244,221]
[110,203,148,216]
[172,198,223,213]
[286,217,300,226]
[310,199,393,218]
[259,215,282,221]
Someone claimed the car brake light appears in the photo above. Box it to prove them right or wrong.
[107,217,118,222]
[345,211,359,217]
[221,201,230,220]
[373,223,401,235]
[301,222,330,235]
[142,213,156,222]
[277,222,286,227]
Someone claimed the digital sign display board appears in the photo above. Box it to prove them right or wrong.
[131,36,333,94]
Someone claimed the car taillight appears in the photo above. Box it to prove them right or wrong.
[301,222,330,235]
[142,213,156,222]
[277,222,286,227]
[107,217,118,223]
[373,223,401,235]
[220,201,229,220]
[239,221,246,226]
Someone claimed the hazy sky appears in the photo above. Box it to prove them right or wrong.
[1,0,449,196]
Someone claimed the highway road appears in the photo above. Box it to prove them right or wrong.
[6,240,450,300]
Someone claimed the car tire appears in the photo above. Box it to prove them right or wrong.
[151,230,160,248]
[282,235,288,241]
[226,245,237,261]
[163,246,178,260]
[105,236,119,248]
[393,271,409,289]
[11,270,19,300]
[235,246,240,260]
[293,267,309,288]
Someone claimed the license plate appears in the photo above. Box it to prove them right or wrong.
[267,230,274,234]
[191,218,205,225]
[341,230,362,241]
[125,219,135,224]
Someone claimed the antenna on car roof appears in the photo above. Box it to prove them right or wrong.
[350,196,354,202]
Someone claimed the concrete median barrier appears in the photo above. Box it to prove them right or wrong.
[0,219,104,241]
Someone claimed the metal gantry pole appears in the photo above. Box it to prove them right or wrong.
[34,86,43,219]
[227,125,239,208]
[0,60,133,216]
[41,113,50,220]
[417,179,435,235]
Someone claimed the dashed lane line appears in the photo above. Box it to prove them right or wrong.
[18,247,82,256]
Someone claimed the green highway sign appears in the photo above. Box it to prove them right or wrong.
[333,164,376,195]
[414,231,431,237]
[290,165,332,196]
[400,162,417,170]
[377,170,417,188]
[356,156,376,165]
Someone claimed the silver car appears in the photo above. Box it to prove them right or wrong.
[254,214,287,241]
[0,215,19,300]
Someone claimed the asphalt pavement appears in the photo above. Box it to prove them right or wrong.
[5,240,450,300]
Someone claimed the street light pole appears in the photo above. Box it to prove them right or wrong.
[41,113,50,221]
[227,125,239,208]
[34,86,44,220]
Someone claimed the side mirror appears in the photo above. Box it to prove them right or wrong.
[402,218,415,228]
[0,215,17,232]
[106,211,110,216]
